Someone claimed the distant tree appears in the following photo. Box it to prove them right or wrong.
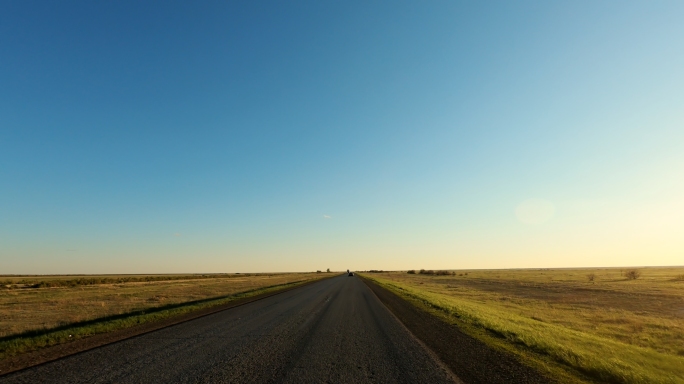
[316,270,322,273]
[407,270,416,274]
[326,268,330,273]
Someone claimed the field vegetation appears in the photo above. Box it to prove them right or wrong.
[362,267,684,384]
[0,273,323,360]
[0,273,250,289]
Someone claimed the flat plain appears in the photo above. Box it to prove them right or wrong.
[362,267,684,383]
[0,273,324,360]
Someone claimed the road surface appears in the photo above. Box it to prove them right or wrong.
[1,275,457,383]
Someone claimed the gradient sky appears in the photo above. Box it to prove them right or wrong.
[1,1,683,273]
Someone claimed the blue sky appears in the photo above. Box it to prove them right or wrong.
[2,1,683,273]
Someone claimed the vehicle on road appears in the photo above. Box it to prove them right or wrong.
[348,272,354,276]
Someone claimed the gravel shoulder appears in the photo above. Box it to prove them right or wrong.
[362,276,553,384]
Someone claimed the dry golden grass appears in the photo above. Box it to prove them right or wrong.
[363,267,684,383]
[0,273,319,338]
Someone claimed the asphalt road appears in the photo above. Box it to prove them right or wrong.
[1,275,457,384]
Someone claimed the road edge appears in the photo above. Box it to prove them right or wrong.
[360,276,555,384]
[0,275,336,376]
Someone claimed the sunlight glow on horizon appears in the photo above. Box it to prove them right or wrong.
[1,1,683,273]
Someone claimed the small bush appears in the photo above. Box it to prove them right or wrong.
[407,270,416,274]
[419,269,426,274]
[316,270,322,273]
[625,269,641,280]
[587,273,596,282]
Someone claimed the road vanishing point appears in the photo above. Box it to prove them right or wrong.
[1,275,458,384]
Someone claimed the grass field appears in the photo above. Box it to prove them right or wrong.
[0,272,325,359]
[362,267,684,384]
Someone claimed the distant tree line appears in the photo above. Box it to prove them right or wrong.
[407,269,455,276]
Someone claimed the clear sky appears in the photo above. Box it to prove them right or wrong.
[1,1,683,274]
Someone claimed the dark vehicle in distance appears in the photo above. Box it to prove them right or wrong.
[348,272,354,276]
